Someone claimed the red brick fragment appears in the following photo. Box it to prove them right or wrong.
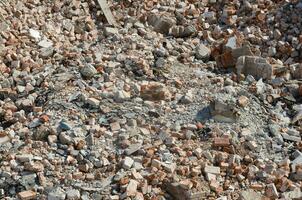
[213,137,230,147]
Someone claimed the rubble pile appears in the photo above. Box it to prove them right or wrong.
[0,0,302,199]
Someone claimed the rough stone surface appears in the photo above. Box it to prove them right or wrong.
[1,0,302,199]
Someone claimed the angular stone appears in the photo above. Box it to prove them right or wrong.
[266,183,278,198]
[216,45,253,68]
[110,122,120,131]
[165,182,207,200]
[195,44,211,61]
[18,190,36,200]
[104,27,118,37]
[59,132,73,145]
[162,163,177,173]
[29,29,41,40]
[125,143,142,155]
[281,133,301,142]
[80,64,97,78]
[66,189,81,200]
[213,137,230,147]
[86,98,100,108]
[290,63,302,79]
[204,165,220,175]
[16,154,33,162]
[236,56,273,80]
[122,157,134,169]
[140,82,171,101]
[240,190,263,200]
[0,135,10,145]
[282,188,302,199]
[114,90,131,103]
[238,96,249,107]
[148,15,175,35]
[48,188,66,200]
[125,179,138,196]
[38,40,53,48]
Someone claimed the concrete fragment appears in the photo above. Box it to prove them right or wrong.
[18,190,36,200]
[282,188,302,199]
[66,189,81,200]
[140,82,171,101]
[165,182,207,200]
[48,188,66,200]
[148,15,175,35]
[29,29,41,40]
[16,154,33,162]
[125,179,138,196]
[86,98,100,108]
[80,64,97,78]
[240,190,263,200]
[195,44,211,61]
[104,27,118,37]
[265,183,278,198]
[97,0,118,26]
[236,56,273,80]
[204,165,220,175]
[122,157,134,169]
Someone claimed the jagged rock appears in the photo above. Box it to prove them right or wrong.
[195,44,211,61]
[140,82,171,101]
[236,56,273,80]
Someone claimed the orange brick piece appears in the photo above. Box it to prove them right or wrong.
[18,190,36,200]
[213,137,230,147]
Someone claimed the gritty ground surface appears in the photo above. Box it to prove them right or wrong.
[1,0,302,200]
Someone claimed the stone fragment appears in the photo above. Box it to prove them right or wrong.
[122,157,134,169]
[247,141,258,150]
[236,56,273,80]
[40,47,54,58]
[114,90,131,103]
[125,143,142,155]
[204,165,220,175]
[66,189,81,200]
[195,44,211,61]
[104,27,118,37]
[16,154,33,162]
[140,82,171,101]
[86,98,100,108]
[80,64,97,78]
[210,99,238,123]
[209,180,222,193]
[213,137,230,147]
[18,190,36,200]
[282,188,302,199]
[165,182,207,200]
[59,132,73,145]
[162,163,176,173]
[0,135,10,145]
[216,44,253,68]
[291,64,302,79]
[29,29,41,40]
[265,183,278,198]
[125,179,138,196]
[97,0,118,26]
[240,190,263,200]
[148,15,175,35]
[281,133,301,142]
[48,188,66,200]
[38,40,53,48]
[238,96,249,107]
[205,173,216,181]
[110,122,120,131]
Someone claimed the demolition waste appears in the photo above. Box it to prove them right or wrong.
[0,0,302,199]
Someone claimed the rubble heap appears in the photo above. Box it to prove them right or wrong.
[0,0,302,199]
